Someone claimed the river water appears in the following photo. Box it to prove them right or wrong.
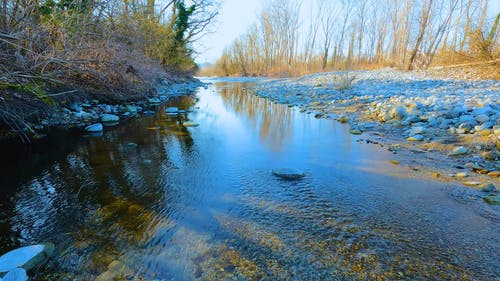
[0,78,498,280]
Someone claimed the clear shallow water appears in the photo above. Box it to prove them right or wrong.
[0,79,499,280]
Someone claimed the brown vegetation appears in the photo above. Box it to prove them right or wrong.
[0,0,219,139]
[204,0,500,77]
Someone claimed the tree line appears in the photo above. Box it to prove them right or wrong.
[210,0,500,76]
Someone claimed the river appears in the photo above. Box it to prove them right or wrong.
[0,78,498,280]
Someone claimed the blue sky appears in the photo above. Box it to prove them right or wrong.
[195,0,264,64]
[195,0,500,64]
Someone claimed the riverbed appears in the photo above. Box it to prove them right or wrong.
[0,78,499,280]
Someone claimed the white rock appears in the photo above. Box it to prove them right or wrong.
[2,268,27,281]
[0,244,53,273]
[450,146,467,155]
[165,107,179,115]
[85,123,103,132]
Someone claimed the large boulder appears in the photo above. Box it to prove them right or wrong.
[0,244,54,273]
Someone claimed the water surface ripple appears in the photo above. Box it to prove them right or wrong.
[0,79,498,280]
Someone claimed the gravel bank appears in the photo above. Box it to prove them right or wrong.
[254,69,500,191]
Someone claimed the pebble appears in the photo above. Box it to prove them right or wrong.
[479,183,496,192]
[461,181,481,187]
[487,171,500,177]
[450,146,467,156]
[407,134,424,142]
[85,123,103,132]
[483,194,500,205]
[183,121,199,127]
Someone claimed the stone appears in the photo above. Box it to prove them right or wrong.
[450,146,467,155]
[487,171,500,177]
[476,121,494,130]
[148,98,161,104]
[85,123,103,132]
[69,103,82,112]
[475,114,490,123]
[479,183,495,192]
[392,107,408,120]
[461,181,481,187]
[483,194,500,205]
[338,115,349,123]
[127,143,138,148]
[182,121,199,127]
[349,127,362,135]
[455,172,468,178]
[482,151,496,161]
[165,107,179,115]
[408,126,426,136]
[407,134,424,142]
[2,268,27,281]
[459,115,478,125]
[0,244,54,273]
[101,114,120,123]
[125,105,137,113]
[272,168,305,180]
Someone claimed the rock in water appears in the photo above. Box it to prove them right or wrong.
[85,123,103,132]
[407,134,424,142]
[148,98,161,104]
[183,121,199,127]
[0,244,54,273]
[101,114,119,123]
[165,107,179,115]
[480,183,496,192]
[483,194,500,205]
[272,168,305,180]
[450,146,467,155]
[2,268,27,281]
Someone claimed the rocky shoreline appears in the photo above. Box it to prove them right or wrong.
[254,69,500,203]
[22,78,205,140]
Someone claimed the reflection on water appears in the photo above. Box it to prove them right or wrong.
[0,80,498,280]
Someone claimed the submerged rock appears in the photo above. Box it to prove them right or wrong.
[349,127,362,135]
[272,168,305,180]
[0,244,54,273]
[84,123,103,132]
[479,183,496,192]
[183,121,199,127]
[483,194,500,205]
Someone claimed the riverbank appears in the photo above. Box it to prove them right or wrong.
[253,69,500,198]
[0,77,204,142]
